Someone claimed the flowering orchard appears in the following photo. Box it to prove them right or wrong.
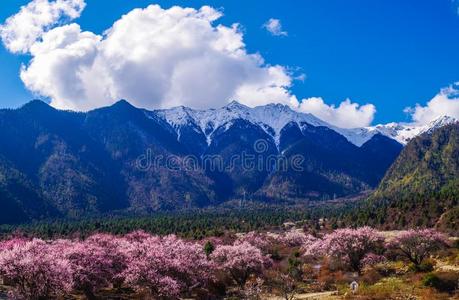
[0,232,270,299]
[0,228,450,299]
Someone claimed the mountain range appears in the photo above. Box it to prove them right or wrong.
[0,99,455,224]
[154,100,457,147]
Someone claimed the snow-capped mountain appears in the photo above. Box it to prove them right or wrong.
[153,101,328,147]
[152,101,457,147]
[150,101,404,199]
[342,115,458,146]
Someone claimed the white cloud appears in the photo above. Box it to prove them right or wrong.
[1,1,377,129]
[5,3,297,111]
[0,0,85,54]
[263,18,288,36]
[295,97,376,128]
[404,83,459,125]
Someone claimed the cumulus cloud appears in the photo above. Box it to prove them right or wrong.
[263,18,288,36]
[1,0,377,129]
[294,97,376,128]
[3,2,298,111]
[0,0,85,54]
[404,83,459,125]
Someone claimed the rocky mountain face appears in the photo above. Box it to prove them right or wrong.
[0,99,409,223]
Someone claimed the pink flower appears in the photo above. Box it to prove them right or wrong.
[386,229,447,266]
[235,231,274,251]
[302,227,384,272]
[278,230,317,248]
[211,241,271,287]
[0,239,73,299]
[62,234,128,297]
[361,253,387,268]
[121,234,215,297]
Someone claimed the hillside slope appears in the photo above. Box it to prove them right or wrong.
[355,123,459,233]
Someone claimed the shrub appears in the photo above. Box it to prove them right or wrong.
[371,261,399,277]
[287,250,303,279]
[353,277,411,300]
[204,241,215,257]
[361,267,382,285]
[423,272,459,293]
[408,258,434,272]
[423,273,441,287]
[269,247,282,261]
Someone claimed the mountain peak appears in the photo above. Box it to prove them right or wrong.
[21,99,51,109]
[155,101,331,147]
[111,99,135,108]
[224,100,249,110]
[428,115,457,126]
[19,100,55,114]
[264,102,291,111]
[105,99,142,115]
[420,115,458,135]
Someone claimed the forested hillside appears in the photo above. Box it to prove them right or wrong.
[352,123,459,233]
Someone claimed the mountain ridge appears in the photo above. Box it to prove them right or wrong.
[14,99,456,148]
[152,100,457,147]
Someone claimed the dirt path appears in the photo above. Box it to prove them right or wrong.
[264,290,339,300]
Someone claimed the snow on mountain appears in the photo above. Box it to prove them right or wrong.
[154,101,329,146]
[151,101,457,147]
[333,123,422,147]
[342,115,458,146]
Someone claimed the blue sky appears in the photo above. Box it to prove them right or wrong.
[0,0,458,125]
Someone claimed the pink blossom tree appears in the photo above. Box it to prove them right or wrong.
[61,234,128,299]
[119,235,180,298]
[303,227,384,272]
[235,231,273,252]
[0,239,73,300]
[211,241,271,288]
[121,234,214,298]
[386,229,447,267]
[278,230,317,248]
[123,230,154,242]
[160,235,216,293]
[0,237,28,251]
